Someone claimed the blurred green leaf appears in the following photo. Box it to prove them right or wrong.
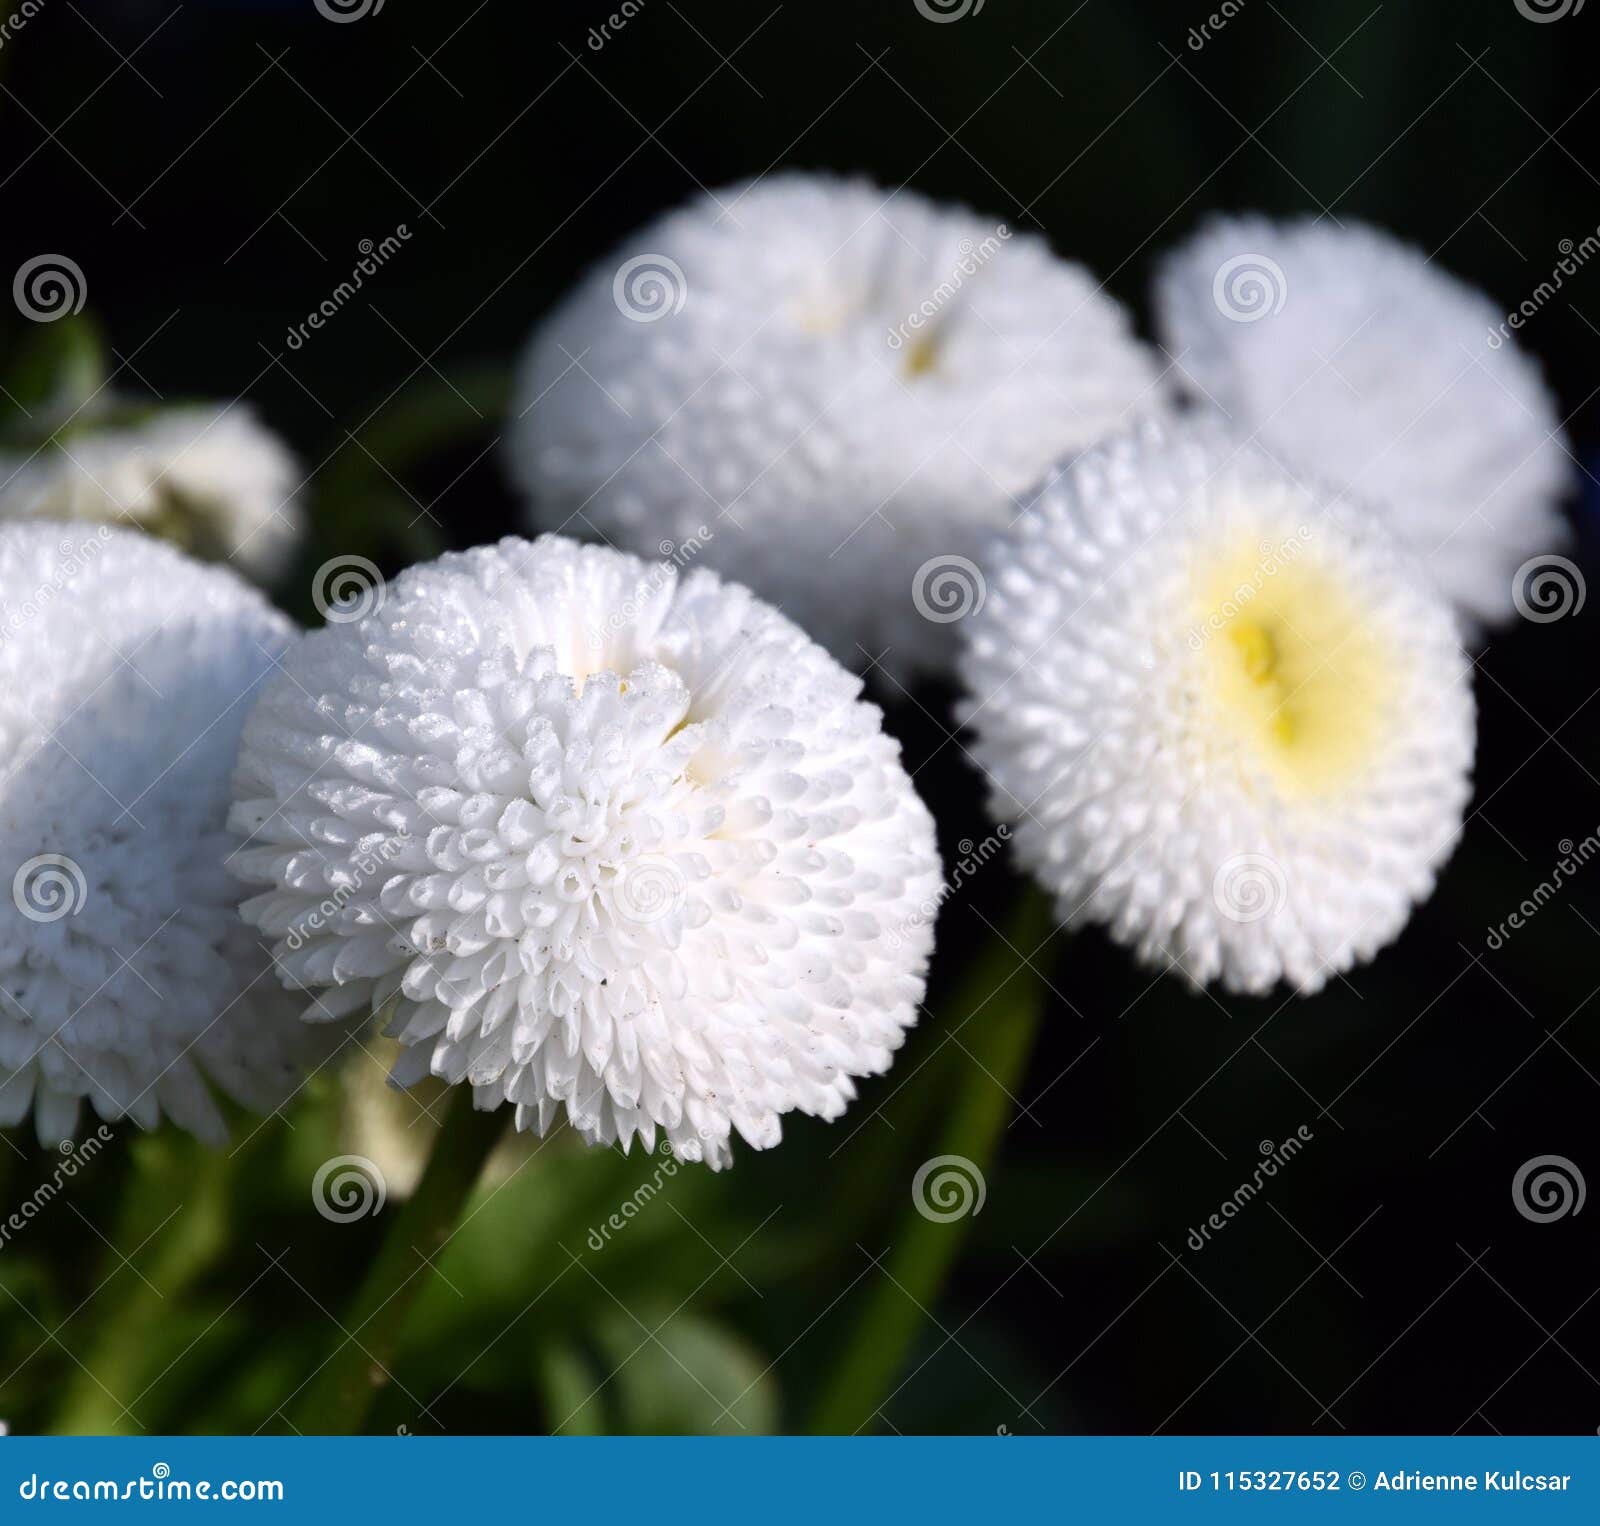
[51,1135,232,1435]
[536,1342,606,1436]
[588,1308,776,1435]
[307,365,511,557]
[0,314,108,444]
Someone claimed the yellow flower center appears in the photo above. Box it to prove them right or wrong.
[900,329,941,379]
[1194,537,1395,797]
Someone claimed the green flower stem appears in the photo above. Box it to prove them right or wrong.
[54,1143,230,1436]
[292,1087,507,1435]
[808,887,1056,1435]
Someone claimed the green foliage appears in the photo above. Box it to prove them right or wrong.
[0,313,108,446]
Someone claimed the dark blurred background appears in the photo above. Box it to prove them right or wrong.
[2,0,1597,1436]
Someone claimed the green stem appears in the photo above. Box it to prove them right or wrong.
[54,1144,230,1436]
[292,1087,506,1435]
[808,887,1056,1435]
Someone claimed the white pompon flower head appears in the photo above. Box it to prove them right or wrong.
[229,535,941,1168]
[960,422,1475,995]
[0,403,305,584]
[0,522,324,1143]
[1154,215,1572,629]
[509,172,1165,683]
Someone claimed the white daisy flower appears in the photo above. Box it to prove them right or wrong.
[959,422,1475,995]
[509,172,1165,683]
[0,403,305,584]
[229,534,941,1168]
[0,522,323,1143]
[1154,215,1572,628]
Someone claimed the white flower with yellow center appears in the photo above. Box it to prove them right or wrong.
[0,522,323,1143]
[509,173,1164,682]
[1154,215,1572,629]
[960,423,1475,994]
[0,403,305,583]
[229,535,941,1168]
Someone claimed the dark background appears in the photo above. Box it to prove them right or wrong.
[2,0,1597,1436]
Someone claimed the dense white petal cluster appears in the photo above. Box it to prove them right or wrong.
[960,423,1475,994]
[1154,215,1571,628]
[510,173,1164,682]
[0,523,321,1142]
[230,535,941,1168]
[0,403,305,583]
